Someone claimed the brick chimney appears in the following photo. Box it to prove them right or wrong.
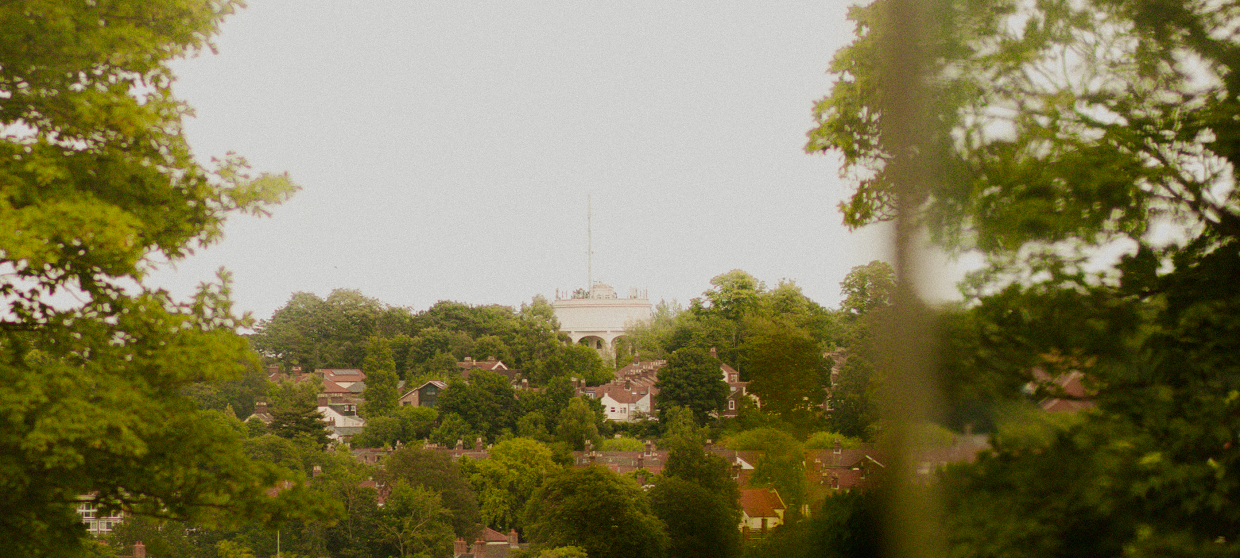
[644,440,653,456]
[455,438,464,451]
[454,537,467,556]
[507,529,519,546]
[474,537,487,558]
[133,542,145,558]
[475,437,484,451]
[710,347,718,358]
[834,438,842,454]
[312,464,323,477]
[254,401,268,414]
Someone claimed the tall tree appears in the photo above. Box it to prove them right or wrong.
[380,445,481,539]
[839,261,896,318]
[654,348,728,424]
[648,477,741,558]
[0,1,333,553]
[743,318,829,432]
[461,437,560,532]
[362,337,399,418]
[436,371,520,442]
[810,0,1240,554]
[555,397,603,452]
[524,467,669,558]
[376,481,455,558]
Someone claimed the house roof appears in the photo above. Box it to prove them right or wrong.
[482,527,509,542]
[319,368,366,380]
[458,358,508,371]
[740,488,785,518]
[615,359,665,379]
[593,382,656,405]
[321,379,350,393]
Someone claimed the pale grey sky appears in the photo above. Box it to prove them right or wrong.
[150,0,938,321]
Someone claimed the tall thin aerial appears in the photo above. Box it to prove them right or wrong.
[587,194,593,293]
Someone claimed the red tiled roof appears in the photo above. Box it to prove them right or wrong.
[482,527,508,542]
[593,382,656,404]
[321,379,350,393]
[740,488,785,518]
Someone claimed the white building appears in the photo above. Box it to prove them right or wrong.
[77,499,124,534]
[552,282,651,355]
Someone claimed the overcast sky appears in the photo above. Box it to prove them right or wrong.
[149,0,966,321]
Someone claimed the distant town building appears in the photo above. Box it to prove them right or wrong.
[552,282,651,356]
[76,498,124,535]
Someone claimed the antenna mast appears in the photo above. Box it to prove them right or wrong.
[587,194,593,294]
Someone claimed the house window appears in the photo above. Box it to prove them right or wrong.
[610,407,616,413]
[728,400,736,410]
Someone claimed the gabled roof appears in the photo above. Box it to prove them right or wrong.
[458,358,508,371]
[740,488,785,518]
[482,527,509,542]
[321,379,350,393]
[319,368,366,380]
[594,382,656,405]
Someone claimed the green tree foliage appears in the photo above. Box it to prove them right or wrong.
[527,343,611,386]
[742,318,829,432]
[654,407,741,558]
[430,413,477,450]
[743,490,881,558]
[618,300,684,360]
[839,261,896,318]
[524,466,669,558]
[183,361,269,418]
[811,0,1240,554]
[555,397,603,452]
[0,1,339,551]
[105,517,198,558]
[654,348,728,424]
[353,405,438,449]
[376,481,455,558]
[436,371,520,442]
[649,477,741,558]
[253,290,404,371]
[268,393,331,448]
[804,431,863,450]
[723,428,808,521]
[461,438,560,532]
[380,445,481,539]
[362,337,399,418]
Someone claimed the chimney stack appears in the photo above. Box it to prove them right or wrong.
[507,529,519,546]
[312,464,323,477]
[133,542,145,558]
[454,538,467,556]
[710,347,718,358]
[474,537,487,558]
[475,437,484,451]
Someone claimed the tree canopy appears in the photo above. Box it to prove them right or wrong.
[809,0,1240,554]
[0,1,336,553]
[653,347,728,424]
[524,466,668,558]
